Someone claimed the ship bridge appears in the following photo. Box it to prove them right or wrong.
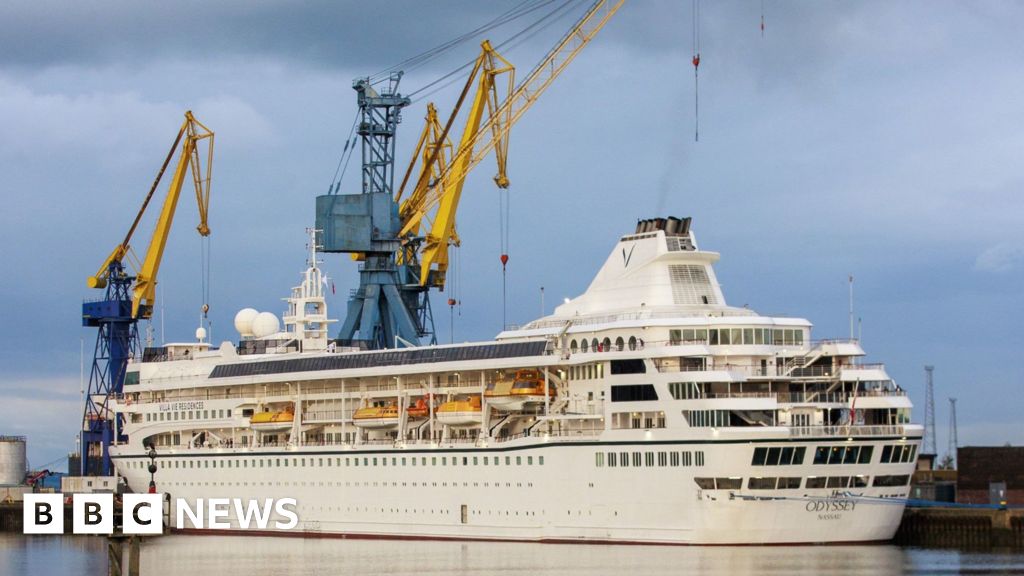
[499,217,763,340]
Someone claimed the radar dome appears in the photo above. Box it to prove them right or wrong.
[251,312,280,339]
[234,308,259,337]
[195,326,207,342]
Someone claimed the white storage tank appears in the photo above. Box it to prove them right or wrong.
[0,435,27,486]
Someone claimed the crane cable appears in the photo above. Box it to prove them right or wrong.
[408,0,579,102]
[199,233,211,341]
[447,244,461,344]
[761,0,766,37]
[498,188,511,330]
[371,0,559,85]
[692,0,701,142]
[328,112,360,194]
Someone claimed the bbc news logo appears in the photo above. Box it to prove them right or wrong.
[23,494,298,534]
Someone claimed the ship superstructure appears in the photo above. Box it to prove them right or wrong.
[108,218,921,544]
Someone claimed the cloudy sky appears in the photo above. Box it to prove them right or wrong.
[1,0,1021,469]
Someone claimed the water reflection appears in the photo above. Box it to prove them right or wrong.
[4,534,1024,576]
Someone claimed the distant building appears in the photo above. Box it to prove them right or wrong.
[911,452,956,503]
[956,446,1024,505]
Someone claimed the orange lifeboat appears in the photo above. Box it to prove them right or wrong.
[250,405,295,432]
[353,401,399,430]
[484,369,556,412]
[436,394,483,427]
[407,397,431,420]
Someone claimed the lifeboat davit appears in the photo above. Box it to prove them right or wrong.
[485,369,556,412]
[436,395,483,427]
[250,405,295,432]
[353,402,400,429]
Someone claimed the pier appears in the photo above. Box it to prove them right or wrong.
[894,506,1024,549]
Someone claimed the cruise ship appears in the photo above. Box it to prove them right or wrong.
[109,217,922,545]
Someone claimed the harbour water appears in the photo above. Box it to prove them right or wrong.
[3,534,1024,576]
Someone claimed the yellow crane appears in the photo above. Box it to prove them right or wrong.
[396,0,625,290]
[86,111,214,319]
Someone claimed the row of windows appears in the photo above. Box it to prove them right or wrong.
[806,475,870,489]
[696,474,911,491]
[813,445,875,466]
[685,409,730,428]
[669,382,710,400]
[595,450,705,468]
[569,363,604,381]
[751,446,807,466]
[880,444,917,464]
[611,412,666,430]
[145,409,231,422]
[873,474,912,487]
[127,454,545,470]
[670,327,804,347]
[748,476,803,490]
[570,336,644,354]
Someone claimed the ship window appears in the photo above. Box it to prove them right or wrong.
[615,337,624,351]
[748,477,776,490]
[505,456,511,465]
[743,329,753,345]
[513,456,520,465]
[696,451,705,466]
[719,330,730,345]
[302,458,307,466]
[778,477,801,489]
[731,329,742,345]
[670,330,682,345]
[772,330,784,345]
[766,447,782,465]
[620,452,629,467]
[628,336,638,351]
[752,447,767,466]
[852,475,869,488]
[806,476,825,489]
[754,330,765,345]
[694,477,715,490]
[608,452,616,467]
[539,456,544,465]
[880,445,893,463]
[827,476,850,489]
[581,339,589,353]
[814,447,829,465]
[483,457,489,465]
[473,457,479,465]
[600,337,611,352]
[611,384,657,402]
[632,453,642,467]
[462,457,468,466]
[670,452,680,466]
[843,447,860,464]
[715,478,742,490]
[708,330,719,345]
[571,340,578,353]
[658,452,667,466]
[591,339,599,352]
[610,359,646,375]
[527,456,533,465]
[595,453,604,467]
[780,446,795,465]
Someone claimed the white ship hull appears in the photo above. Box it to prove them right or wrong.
[111,429,918,545]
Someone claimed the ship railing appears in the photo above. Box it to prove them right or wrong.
[788,425,906,437]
